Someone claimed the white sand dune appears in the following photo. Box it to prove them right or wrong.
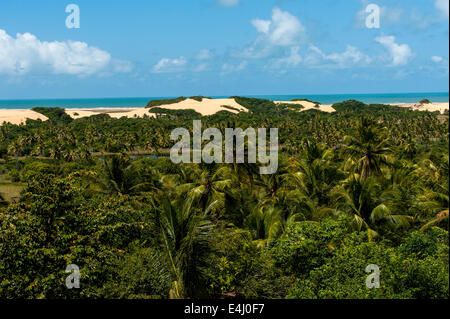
[0,109,48,125]
[147,98,249,116]
[274,100,335,113]
[390,102,449,114]
[0,99,448,125]
[67,98,249,119]
[66,98,330,118]
[66,108,156,120]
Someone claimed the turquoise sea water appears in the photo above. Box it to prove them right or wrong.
[0,92,448,109]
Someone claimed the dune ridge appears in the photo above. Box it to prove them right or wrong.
[390,102,449,114]
[147,98,249,116]
[1,99,448,124]
[0,109,48,125]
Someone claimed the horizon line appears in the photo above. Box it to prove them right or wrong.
[1,91,449,101]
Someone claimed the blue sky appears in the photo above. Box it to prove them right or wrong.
[0,0,448,99]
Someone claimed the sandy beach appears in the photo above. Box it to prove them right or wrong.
[0,109,48,125]
[274,100,335,113]
[66,108,156,120]
[390,102,449,114]
[147,98,249,116]
[0,99,448,125]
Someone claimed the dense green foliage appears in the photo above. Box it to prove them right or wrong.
[146,97,187,108]
[32,107,73,125]
[189,96,212,102]
[149,107,202,118]
[220,105,242,112]
[0,98,448,299]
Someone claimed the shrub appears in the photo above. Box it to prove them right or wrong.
[419,99,431,104]
[32,107,73,124]
[146,97,187,108]
[100,246,171,299]
[332,100,367,112]
[288,230,449,299]
[270,218,349,275]
[190,96,212,102]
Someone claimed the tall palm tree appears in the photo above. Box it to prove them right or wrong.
[331,174,412,240]
[420,209,449,232]
[291,140,342,206]
[343,118,391,179]
[153,195,214,298]
[7,140,22,170]
[415,156,449,223]
[102,154,157,195]
[176,163,232,216]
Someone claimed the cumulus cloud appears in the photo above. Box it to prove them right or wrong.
[238,7,306,59]
[431,55,449,74]
[375,36,413,66]
[152,56,187,73]
[0,29,131,76]
[251,19,271,34]
[221,61,248,74]
[270,46,302,69]
[196,49,213,60]
[435,0,449,18]
[218,0,239,7]
[432,56,443,63]
[192,63,210,72]
[355,5,404,28]
[251,7,306,47]
[304,45,371,68]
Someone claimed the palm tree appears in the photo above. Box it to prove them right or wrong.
[245,159,306,246]
[415,156,449,224]
[331,174,412,240]
[343,118,391,179]
[176,163,232,216]
[7,140,21,170]
[291,140,341,206]
[382,160,422,218]
[102,154,158,195]
[153,195,214,298]
[420,209,449,232]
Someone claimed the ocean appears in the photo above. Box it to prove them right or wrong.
[0,92,448,109]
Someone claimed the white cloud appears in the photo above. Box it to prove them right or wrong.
[251,19,271,34]
[218,0,239,7]
[355,6,403,28]
[192,63,210,72]
[381,7,404,24]
[112,59,133,73]
[239,7,306,59]
[375,36,413,66]
[152,56,187,73]
[221,61,248,74]
[0,29,130,76]
[252,7,306,47]
[435,0,449,18]
[304,45,371,68]
[431,55,449,74]
[270,46,302,69]
[326,46,371,66]
[432,56,443,63]
[196,49,213,60]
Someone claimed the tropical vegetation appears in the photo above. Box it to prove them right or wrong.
[0,98,448,299]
